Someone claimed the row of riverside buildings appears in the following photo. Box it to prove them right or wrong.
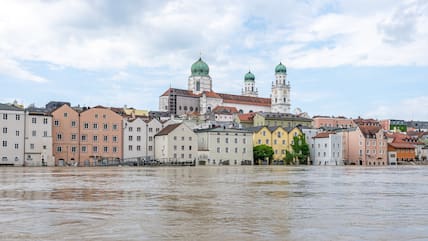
[1,101,427,167]
[2,57,427,166]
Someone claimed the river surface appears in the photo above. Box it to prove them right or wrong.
[0,166,427,241]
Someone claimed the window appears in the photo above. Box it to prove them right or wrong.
[3,114,8,120]
[14,143,19,149]
[149,128,153,133]
[93,146,98,152]
[93,135,98,142]
[71,134,76,140]
[366,149,370,154]
[359,149,362,156]
[282,140,286,145]
[373,150,376,154]
[71,146,76,153]
[137,145,141,151]
[226,147,229,153]
[372,141,376,146]
[148,146,153,151]
[128,136,133,141]
[104,135,108,142]
[217,137,220,143]
[32,130,37,137]
[64,112,68,117]
[258,139,261,144]
[174,136,177,140]
[103,146,108,153]
[71,121,76,127]
[56,146,62,152]
[103,114,106,119]
[173,153,177,158]
[324,144,327,148]
[82,146,87,152]
[137,136,141,141]
[43,118,48,124]
[113,136,118,142]
[181,153,185,158]
[274,140,277,145]
[243,138,246,144]
[32,117,37,124]
[16,130,20,136]
[2,128,6,134]
[225,138,229,144]
[129,127,133,132]
[266,139,269,144]
[149,136,153,141]
[93,123,98,129]
[54,120,59,126]
[189,136,192,141]
[243,148,246,153]
[234,138,238,144]
[156,128,160,132]
[189,154,192,158]
[189,146,192,150]
[235,147,238,153]
[94,114,98,118]
[137,127,141,132]
[113,147,118,153]
[181,136,184,141]
[103,124,108,130]
[113,124,118,130]
[217,147,221,153]
[181,145,184,151]
[84,123,89,129]
[174,145,177,151]
[16,114,20,120]
[81,135,87,141]
[262,131,266,136]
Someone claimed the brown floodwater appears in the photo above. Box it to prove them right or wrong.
[0,166,427,240]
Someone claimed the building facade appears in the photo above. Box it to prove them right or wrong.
[195,127,253,166]
[253,112,312,128]
[51,104,80,166]
[312,116,355,129]
[271,62,291,113]
[154,123,198,163]
[313,132,343,165]
[79,106,123,166]
[24,107,54,166]
[0,103,25,166]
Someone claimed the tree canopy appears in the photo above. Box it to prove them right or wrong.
[253,144,274,164]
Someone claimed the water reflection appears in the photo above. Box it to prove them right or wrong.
[0,166,427,240]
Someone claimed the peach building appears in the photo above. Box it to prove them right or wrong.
[79,106,123,166]
[342,119,388,166]
[312,116,355,129]
[51,104,80,166]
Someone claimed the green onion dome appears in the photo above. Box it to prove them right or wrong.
[191,57,209,76]
[244,71,255,82]
[275,62,287,74]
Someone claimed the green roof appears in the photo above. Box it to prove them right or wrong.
[191,57,209,76]
[275,62,287,74]
[244,71,255,82]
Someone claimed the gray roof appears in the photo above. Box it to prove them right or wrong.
[0,103,24,111]
[194,127,252,133]
[257,112,312,121]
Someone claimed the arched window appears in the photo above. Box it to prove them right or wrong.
[239,109,243,114]
[196,81,200,91]
[190,107,194,111]
[184,106,188,111]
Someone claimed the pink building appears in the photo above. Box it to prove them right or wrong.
[51,104,80,166]
[342,119,388,166]
[312,116,355,129]
[79,106,123,166]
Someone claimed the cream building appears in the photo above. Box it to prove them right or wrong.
[24,107,54,166]
[313,132,343,166]
[154,123,198,163]
[195,127,253,166]
[0,103,25,166]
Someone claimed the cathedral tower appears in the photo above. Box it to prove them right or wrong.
[271,62,291,113]
[188,57,212,95]
[242,71,258,97]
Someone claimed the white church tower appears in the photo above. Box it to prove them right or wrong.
[242,71,258,97]
[271,62,291,113]
[188,57,212,95]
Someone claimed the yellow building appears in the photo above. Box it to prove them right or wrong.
[249,126,303,162]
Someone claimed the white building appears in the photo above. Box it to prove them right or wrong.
[24,107,54,166]
[0,103,25,166]
[313,132,343,165]
[271,62,291,113]
[159,57,293,116]
[195,127,253,166]
[154,123,198,163]
[302,128,322,164]
[123,117,165,161]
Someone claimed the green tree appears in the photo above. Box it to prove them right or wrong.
[290,134,310,165]
[284,150,295,165]
[253,144,274,165]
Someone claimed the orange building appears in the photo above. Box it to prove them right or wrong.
[51,104,80,166]
[79,106,123,166]
[388,142,416,162]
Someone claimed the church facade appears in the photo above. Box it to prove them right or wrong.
[159,57,291,116]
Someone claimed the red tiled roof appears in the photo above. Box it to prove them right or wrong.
[201,91,222,98]
[238,112,256,122]
[389,142,416,149]
[217,93,271,107]
[359,125,382,135]
[313,132,335,139]
[212,106,238,114]
[156,123,181,136]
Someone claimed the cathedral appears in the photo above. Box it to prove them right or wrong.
[159,57,291,115]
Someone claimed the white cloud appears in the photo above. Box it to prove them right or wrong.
[0,58,47,83]
[365,96,428,120]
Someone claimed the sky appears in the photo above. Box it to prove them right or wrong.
[0,0,427,120]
